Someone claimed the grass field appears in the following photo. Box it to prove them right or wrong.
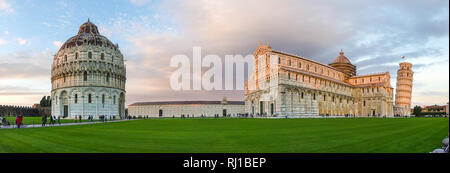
[0,118,448,153]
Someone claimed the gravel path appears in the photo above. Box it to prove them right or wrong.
[0,119,134,129]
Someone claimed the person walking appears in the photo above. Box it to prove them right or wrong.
[79,115,82,123]
[42,115,47,127]
[1,116,6,125]
[16,115,23,129]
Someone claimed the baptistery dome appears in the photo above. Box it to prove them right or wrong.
[51,20,126,119]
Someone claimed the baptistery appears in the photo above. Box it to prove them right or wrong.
[51,20,126,119]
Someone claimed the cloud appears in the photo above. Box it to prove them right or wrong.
[1,0,448,106]
[0,38,6,45]
[0,0,13,14]
[106,0,447,104]
[53,41,63,48]
[0,49,53,79]
[16,37,28,45]
[130,0,149,6]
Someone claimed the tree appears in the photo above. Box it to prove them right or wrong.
[46,96,51,106]
[40,96,46,107]
[413,105,422,115]
[39,96,51,107]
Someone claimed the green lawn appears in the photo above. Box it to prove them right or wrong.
[0,118,448,153]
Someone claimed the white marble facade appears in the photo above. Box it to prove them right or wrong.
[245,44,395,117]
[51,20,126,119]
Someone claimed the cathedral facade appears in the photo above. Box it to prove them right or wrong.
[244,43,395,117]
[51,20,126,119]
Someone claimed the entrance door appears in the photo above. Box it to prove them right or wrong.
[223,109,227,117]
[159,109,163,117]
[270,103,274,116]
[64,105,68,117]
[260,101,264,114]
[372,110,376,117]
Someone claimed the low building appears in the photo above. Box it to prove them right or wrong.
[422,105,445,113]
[128,98,245,118]
[445,102,449,115]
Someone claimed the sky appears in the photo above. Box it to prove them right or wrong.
[0,0,448,108]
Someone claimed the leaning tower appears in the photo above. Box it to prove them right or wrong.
[394,62,413,116]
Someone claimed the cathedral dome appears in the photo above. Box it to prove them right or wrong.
[329,50,356,79]
[332,50,352,64]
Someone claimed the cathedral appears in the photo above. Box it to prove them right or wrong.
[244,43,413,117]
[51,20,126,119]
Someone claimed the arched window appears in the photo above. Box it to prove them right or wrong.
[64,55,67,62]
[75,94,78,104]
[313,93,316,100]
[88,94,92,103]
[112,56,114,62]
[288,73,290,80]
[75,52,78,60]
[106,73,110,83]
[288,59,291,66]
[63,75,66,83]
[88,52,92,59]
[101,53,104,60]
[307,64,309,71]
[363,100,366,106]
[83,71,88,81]
[301,92,304,99]
[323,95,326,101]
[298,62,301,68]
[278,57,281,64]
[102,94,105,104]
[113,95,116,104]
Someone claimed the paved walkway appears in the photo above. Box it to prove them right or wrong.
[0,119,134,129]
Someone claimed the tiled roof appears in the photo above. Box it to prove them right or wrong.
[129,101,245,106]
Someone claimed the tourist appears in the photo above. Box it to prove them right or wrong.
[50,116,53,126]
[16,115,23,129]
[1,116,6,125]
[79,115,82,122]
[57,116,61,125]
[42,115,47,127]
